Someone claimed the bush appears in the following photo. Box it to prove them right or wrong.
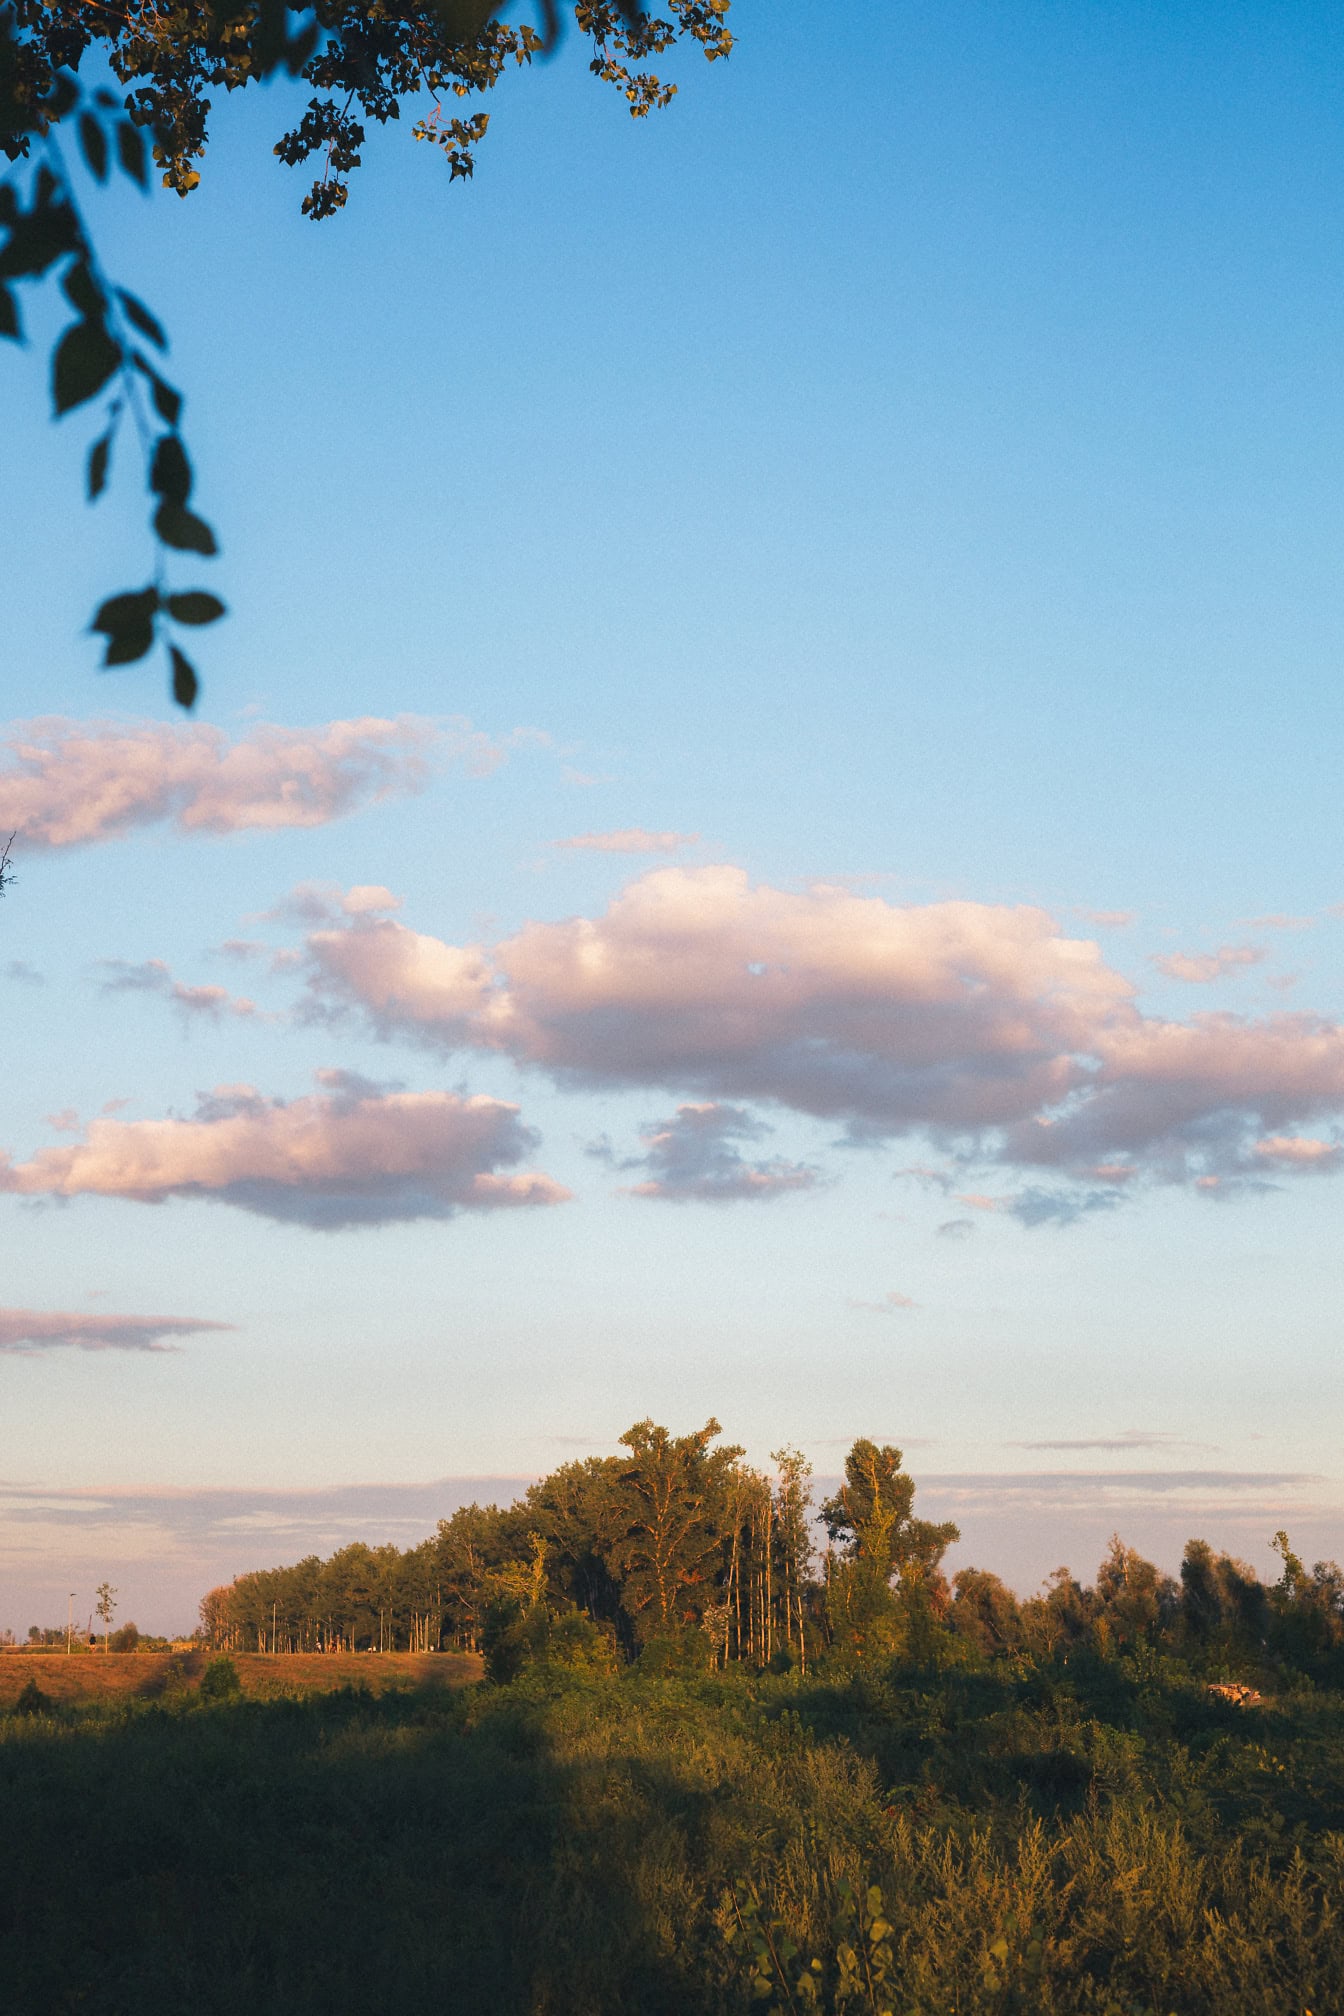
[109,1622,140,1653]
[197,1654,242,1702]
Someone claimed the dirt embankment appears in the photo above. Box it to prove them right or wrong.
[0,1649,483,1704]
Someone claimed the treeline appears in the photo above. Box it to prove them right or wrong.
[201,1419,1344,1687]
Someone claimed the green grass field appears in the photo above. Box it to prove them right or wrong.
[2,1651,1341,2015]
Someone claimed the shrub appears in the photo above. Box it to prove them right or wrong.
[197,1654,242,1702]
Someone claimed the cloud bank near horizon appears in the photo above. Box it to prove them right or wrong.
[0,1309,235,1354]
[297,865,1344,1208]
[0,1071,570,1229]
[0,714,532,849]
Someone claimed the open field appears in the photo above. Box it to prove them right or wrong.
[0,1648,482,1704]
[3,1658,1343,2014]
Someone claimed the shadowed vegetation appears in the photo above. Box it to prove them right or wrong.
[4,1427,1341,2012]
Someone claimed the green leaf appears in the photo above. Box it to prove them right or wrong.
[0,284,19,342]
[150,433,192,505]
[153,502,217,555]
[170,645,199,710]
[166,591,226,626]
[88,430,113,500]
[78,112,109,183]
[117,122,148,188]
[53,319,121,416]
[130,352,182,425]
[117,288,166,350]
[91,587,158,636]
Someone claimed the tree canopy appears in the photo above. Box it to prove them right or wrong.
[0,1,732,705]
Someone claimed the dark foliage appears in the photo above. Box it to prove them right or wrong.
[1,1,731,705]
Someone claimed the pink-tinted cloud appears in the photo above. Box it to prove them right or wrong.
[849,1290,917,1313]
[97,958,262,1023]
[553,829,699,855]
[1078,909,1134,929]
[297,867,1344,1206]
[1151,944,1265,984]
[1254,1134,1340,1169]
[0,715,523,849]
[0,1071,569,1229]
[595,1101,819,1203]
[306,866,1128,1134]
[0,1308,234,1354]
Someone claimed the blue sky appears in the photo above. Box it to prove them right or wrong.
[2,0,1342,1631]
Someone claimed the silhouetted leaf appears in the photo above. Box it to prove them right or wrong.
[131,352,182,424]
[61,259,103,319]
[0,193,79,278]
[45,75,79,121]
[153,501,217,554]
[103,622,156,666]
[170,644,199,709]
[53,318,120,415]
[78,112,109,183]
[92,587,158,666]
[88,430,113,500]
[116,122,148,187]
[117,288,165,349]
[166,591,226,625]
[91,587,158,636]
[0,284,19,342]
[150,432,192,505]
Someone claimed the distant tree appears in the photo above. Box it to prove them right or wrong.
[820,1440,959,1662]
[1270,1530,1344,1673]
[108,1619,139,1652]
[0,1,733,707]
[524,1456,628,1631]
[949,1567,1024,1659]
[821,1440,959,1583]
[433,1502,513,1652]
[770,1445,814,1673]
[1179,1538,1267,1663]
[94,1580,116,1651]
[605,1417,742,1644]
[1093,1537,1177,1654]
[0,833,13,899]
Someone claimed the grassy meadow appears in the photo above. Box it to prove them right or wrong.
[2,1647,1341,2016]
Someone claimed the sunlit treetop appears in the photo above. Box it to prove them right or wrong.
[3,0,734,217]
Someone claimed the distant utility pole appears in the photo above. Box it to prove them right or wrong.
[67,1591,74,1655]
